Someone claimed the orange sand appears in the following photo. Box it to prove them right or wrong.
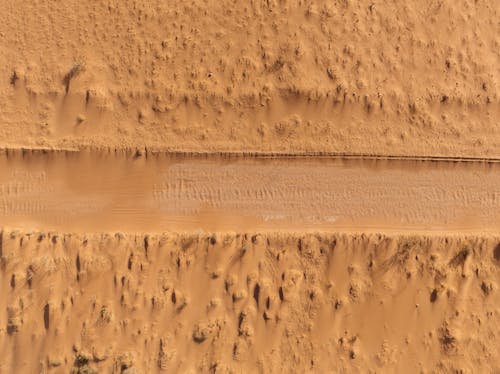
[0,1,499,372]
[1,231,499,373]
[0,0,498,156]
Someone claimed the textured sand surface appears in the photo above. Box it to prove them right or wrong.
[0,0,499,155]
[1,0,499,372]
[1,231,499,373]
[0,152,500,232]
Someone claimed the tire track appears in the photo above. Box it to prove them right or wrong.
[2,147,500,164]
[0,151,499,232]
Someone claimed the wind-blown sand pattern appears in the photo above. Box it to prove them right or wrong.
[1,231,499,373]
[1,0,499,156]
[0,0,499,372]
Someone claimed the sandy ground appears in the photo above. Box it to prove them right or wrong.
[0,152,500,233]
[0,231,499,373]
[0,0,499,373]
[0,0,499,156]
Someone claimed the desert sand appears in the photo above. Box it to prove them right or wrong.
[0,151,500,233]
[1,231,499,373]
[0,0,499,373]
[0,0,499,156]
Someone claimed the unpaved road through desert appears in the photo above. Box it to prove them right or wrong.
[1,151,499,233]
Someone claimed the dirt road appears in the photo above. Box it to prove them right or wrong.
[1,151,499,232]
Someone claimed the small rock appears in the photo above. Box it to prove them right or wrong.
[208,298,221,309]
[76,114,86,124]
[47,355,63,367]
[481,281,493,296]
[192,322,212,343]
[232,290,247,302]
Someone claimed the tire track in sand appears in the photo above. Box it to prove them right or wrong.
[0,151,499,232]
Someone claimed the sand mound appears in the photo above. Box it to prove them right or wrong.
[1,230,499,372]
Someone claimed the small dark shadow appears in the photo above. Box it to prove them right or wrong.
[43,303,50,330]
[494,243,500,261]
[430,289,438,303]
